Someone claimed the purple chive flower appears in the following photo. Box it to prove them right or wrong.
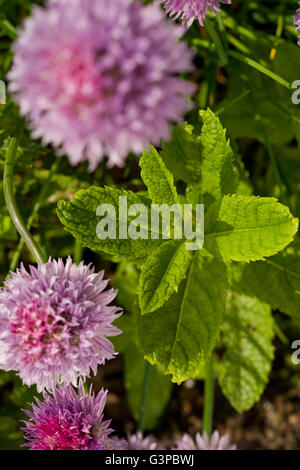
[123,432,163,450]
[22,381,115,450]
[0,257,121,392]
[294,8,300,46]
[161,0,232,27]
[174,431,237,450]
[8,0,194,171]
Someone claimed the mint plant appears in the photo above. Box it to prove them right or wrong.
[0,0,300,451]
[57,109,298,412]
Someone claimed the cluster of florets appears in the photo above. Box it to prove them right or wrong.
[161,0,232,27]
[0,256,122,448]
[22,382,236,450]
[0,254,237,450]
[8,0,195,170]
[173,431,237,450]
[294,8,300,46]
[22,382,114,450]
[0,257,122,391]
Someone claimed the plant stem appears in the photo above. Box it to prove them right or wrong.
[9,158,61,271]
[264,133,283,184]
[270,14,284,60]
[137,361,151,433]
[202,356,215,437]
[228,50,291,90]
[227,33,251,55]
[0,19,17,40]
[216,89,251,116]
[4,134,47,265]
[216,11,228,51]
[274,322,289,345]
[194,21,290,90]
[73,239,83,265]
[204,17,228,67]
[222,13,276,47]
[275,14,284,39]
[263,129,292,200]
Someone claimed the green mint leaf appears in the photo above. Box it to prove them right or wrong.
[137,249,228,383]
[160,110,238,206]
[205,195,298,262]
[199,108,239,204]
[57,186,162,262]
[160,124,202,185]
[230,238,300,319]
[219,293,274,412]
[140,146,179,205]
[139,240,194,314]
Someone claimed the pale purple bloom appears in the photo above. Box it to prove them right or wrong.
[0,257,121,391]
[294,8,300,46]
[22,381,115,450]
[110,437,128,450]
[122,432,164,450]
[161,0,232,27]
[174,431,237,450]
[8,0,195,170]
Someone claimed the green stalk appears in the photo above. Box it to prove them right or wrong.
[0,19,17,40]
[216,11,228,51]
[222,13,275,46]
[9,158,61,271]
[192,38,215,52]
[274,322,289,345]
[202,356,215,437]
[285,25,298,38]
[193,29,290,90]
[262,129,292,200]
[4,134,46,265]
[204,17,228,67]
[137,361,151,433]
[216,89,251,116]
[264,133,284,197]
[275,15,284,39]
[228,50,291,90]
[226,33,251,55]
[73,239,83,265]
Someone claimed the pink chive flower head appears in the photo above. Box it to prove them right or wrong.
[22,381,114,450]
[161,0,232,27]
[8,0,195,170]
[0,257,121,391]
[174,431,237,450]
[124,432,164,450]
[294,9,300,46]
